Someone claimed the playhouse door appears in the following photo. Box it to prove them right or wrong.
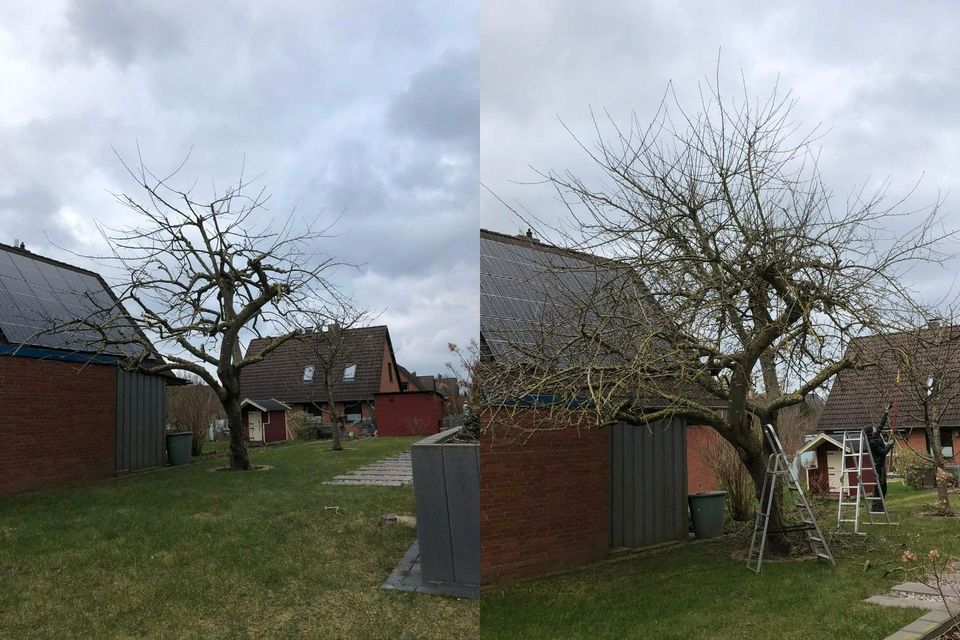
[826,450,842,491]
[248,411,264,442]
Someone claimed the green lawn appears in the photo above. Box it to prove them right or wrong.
[0,438,478,639]
[480,482,959,639]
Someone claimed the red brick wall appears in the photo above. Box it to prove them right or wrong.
[374,392,443,437]
[0,356,117,495]
[686,424,720,493]
[480,414,609,584]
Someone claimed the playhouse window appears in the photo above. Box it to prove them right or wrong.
[343,364,357,381]
[799,451,817,470]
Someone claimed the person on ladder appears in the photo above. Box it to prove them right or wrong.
[867,403,894,512]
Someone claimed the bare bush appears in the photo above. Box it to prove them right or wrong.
[702,429,755,521]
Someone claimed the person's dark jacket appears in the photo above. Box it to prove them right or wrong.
[867,408,892,467]
[867,431,891,467]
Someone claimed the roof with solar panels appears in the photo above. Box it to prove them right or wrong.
[0,241,166,368]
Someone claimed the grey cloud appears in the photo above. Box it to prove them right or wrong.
[0,1,477,375]
[388,49,479,143]
[66,0,189,65]
[481,0,960,301]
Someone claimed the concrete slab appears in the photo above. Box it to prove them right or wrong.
[380,541,479,599]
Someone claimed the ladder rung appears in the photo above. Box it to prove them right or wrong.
[815,553,832,561]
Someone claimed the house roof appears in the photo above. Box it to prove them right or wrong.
[414,374,459,398]
[397,364,426,391]
[480,228,722,408]
[818,324,960,432]
[797,433,843,455]
[0,243,178,380]
[241,398,292,412]
[240,325,395,404]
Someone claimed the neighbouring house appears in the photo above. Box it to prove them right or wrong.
[397,364,424,392]
[812,322,960,495]
[0,242,178,495]
[480,229,704,583]
[398,365,463,416]
[239,325,402,440]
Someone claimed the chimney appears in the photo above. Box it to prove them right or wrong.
[519,228,539,243]
[927,318,942,331]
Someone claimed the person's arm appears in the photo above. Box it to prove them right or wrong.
[877,402,892,430]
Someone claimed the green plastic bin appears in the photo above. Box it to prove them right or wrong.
[166,432,193,465]
[688,491,727,539]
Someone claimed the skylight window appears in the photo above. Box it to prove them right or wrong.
[343,364,357,381]
[303,365,315,383]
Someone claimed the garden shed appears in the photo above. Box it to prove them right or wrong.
[479,229,692,583]
[241,398,291,443]
[0,242,176,495]
[374,390,444,437]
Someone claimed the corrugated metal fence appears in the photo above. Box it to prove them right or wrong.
[609,418,688,549]
[116,369,166,472]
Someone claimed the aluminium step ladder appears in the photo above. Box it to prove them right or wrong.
[747,424,835,574]
[836,430,894,534]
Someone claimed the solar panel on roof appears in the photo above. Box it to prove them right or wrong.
[0,247,144,357]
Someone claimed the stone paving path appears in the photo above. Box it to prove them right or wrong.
[868,562,960,639]
[322,452,412,487]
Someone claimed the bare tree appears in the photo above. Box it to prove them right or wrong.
[166,374,225,456]
[55,156,350,470]
[484,78,949,555]
[296,306,370,451]
[447,340,479,438]
[875,316,960,515]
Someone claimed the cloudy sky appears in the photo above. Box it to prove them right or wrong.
[0,0,477,375]
[482,1,960,303]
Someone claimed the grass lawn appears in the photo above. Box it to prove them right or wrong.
[0,438,478,639]
[480,482,960,639]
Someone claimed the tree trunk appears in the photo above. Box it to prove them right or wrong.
[928,421,954,515]
[326,384,343,451]
[744,453,793,556]
[225,397,251,471]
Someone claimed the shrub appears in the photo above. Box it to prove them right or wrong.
[287,410,319,440]
[702,430,755,521]
[896,446,934,489]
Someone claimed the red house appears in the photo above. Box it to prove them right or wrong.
[239,325,402,440]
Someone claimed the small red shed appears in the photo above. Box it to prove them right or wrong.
[799,432,877,497]
[374,391,444,437]
[241,398,291,444]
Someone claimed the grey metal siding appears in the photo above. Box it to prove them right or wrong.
[411,429,480,587]
[609,418,688,549]
[116,369,166,472]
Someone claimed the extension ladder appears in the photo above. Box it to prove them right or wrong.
[836,430,894,534]
[747,424,835,574]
